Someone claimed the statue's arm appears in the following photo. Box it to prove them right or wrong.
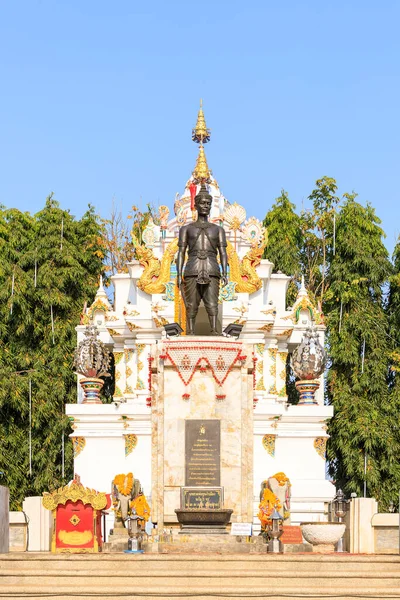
[218,227,228,286]
[176,226,187,289]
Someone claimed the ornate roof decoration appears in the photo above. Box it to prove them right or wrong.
[192,99,210,144]
[87,276,112,319]
[158,205,170,230]
[193,144,211,183]
[142,217,161,249]
[224,203,246,232]
[42,482,108,511]
[242,217,266,247]
[284,276,324,325]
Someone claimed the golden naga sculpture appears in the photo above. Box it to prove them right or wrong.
[133,233,265,296]
[133,237,179,295]
[227,238,266,294]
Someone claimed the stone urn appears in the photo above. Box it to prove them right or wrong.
[300,522,346,553]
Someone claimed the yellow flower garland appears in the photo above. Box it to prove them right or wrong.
[113,472,134,496]
[257,488,282,528]
[271,471,290,486]
[130,493,151,523]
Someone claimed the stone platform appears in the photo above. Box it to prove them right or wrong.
[140,534,311,554]
[102,533,312,555]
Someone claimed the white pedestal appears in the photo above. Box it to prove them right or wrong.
[22,497,53,552]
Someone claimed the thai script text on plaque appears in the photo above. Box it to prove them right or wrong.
[181,487,223,509]
[185,420,220,486]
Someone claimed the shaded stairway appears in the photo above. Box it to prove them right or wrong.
[1,553,400,600]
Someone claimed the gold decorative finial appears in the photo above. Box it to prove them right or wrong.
[192,100,210,144]
[193,144,211,182]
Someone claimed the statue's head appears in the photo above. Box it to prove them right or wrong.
[194,184,212,217]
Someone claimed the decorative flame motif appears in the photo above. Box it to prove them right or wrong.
[242,217,266,247]
[158,205,170,229]
[223,203,246,232]
[73,325,111,379]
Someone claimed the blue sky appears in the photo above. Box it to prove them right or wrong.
[0,1,399,252]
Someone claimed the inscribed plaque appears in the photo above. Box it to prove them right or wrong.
[182,487,223,509]
[185,420,220,486]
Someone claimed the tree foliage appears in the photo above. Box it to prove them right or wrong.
[263,180,400,508]
[263,190,303,306]
[325,197,399,507]
[100,202,159,276]
[0,196,104,508]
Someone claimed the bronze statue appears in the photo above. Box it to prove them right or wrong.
[176,184,228,335]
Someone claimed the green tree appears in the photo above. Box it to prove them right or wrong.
[263,190,303,306]
[325,196,399,508]
[301,176,339,305]
[0,197,104,508]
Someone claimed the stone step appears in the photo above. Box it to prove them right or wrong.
[1,552,400,599]
[2,554,400,571]
[1,597,399,600]
[2,563,400,575]
[1,580,400,598]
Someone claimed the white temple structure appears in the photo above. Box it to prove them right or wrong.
[66,104,334,529]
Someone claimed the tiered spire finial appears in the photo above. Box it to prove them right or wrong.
[192,99,210,144]
[191,101,211,184]
[193,144,211,182]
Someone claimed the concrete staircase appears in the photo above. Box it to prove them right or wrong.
[1,552,400,600]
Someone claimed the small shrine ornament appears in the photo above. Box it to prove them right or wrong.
[291,325,326,405]
[74,325,111,404]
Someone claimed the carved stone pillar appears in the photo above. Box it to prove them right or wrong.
[277,343,288,400]
[265,339,278,397]
[113,347,126,401]
[124,345,135,395]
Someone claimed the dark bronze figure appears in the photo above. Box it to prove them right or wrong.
[176,185,228,335]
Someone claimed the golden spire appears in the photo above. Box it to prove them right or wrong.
[193,143,211,182]
[192,99,210,144]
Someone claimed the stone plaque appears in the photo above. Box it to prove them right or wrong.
[185,420,220,486]
[9,524,27,552]
[182,487,223,509]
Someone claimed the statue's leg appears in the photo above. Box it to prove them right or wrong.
[183,277,200,335]
[203,278,220,335]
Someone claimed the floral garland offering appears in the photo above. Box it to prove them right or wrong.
[271,472,290,487]
[257,488,282,528]
[162,341,245,400]
[130,493,151,524]
[113,472,133,496]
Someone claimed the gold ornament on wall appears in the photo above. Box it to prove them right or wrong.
[124,434,138,456]
[277,328,293,338]
[136,343,146,390]
[72,437,86,458]
[314,437,327,459]
[258,323,273,332]
[262,434,276,457]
